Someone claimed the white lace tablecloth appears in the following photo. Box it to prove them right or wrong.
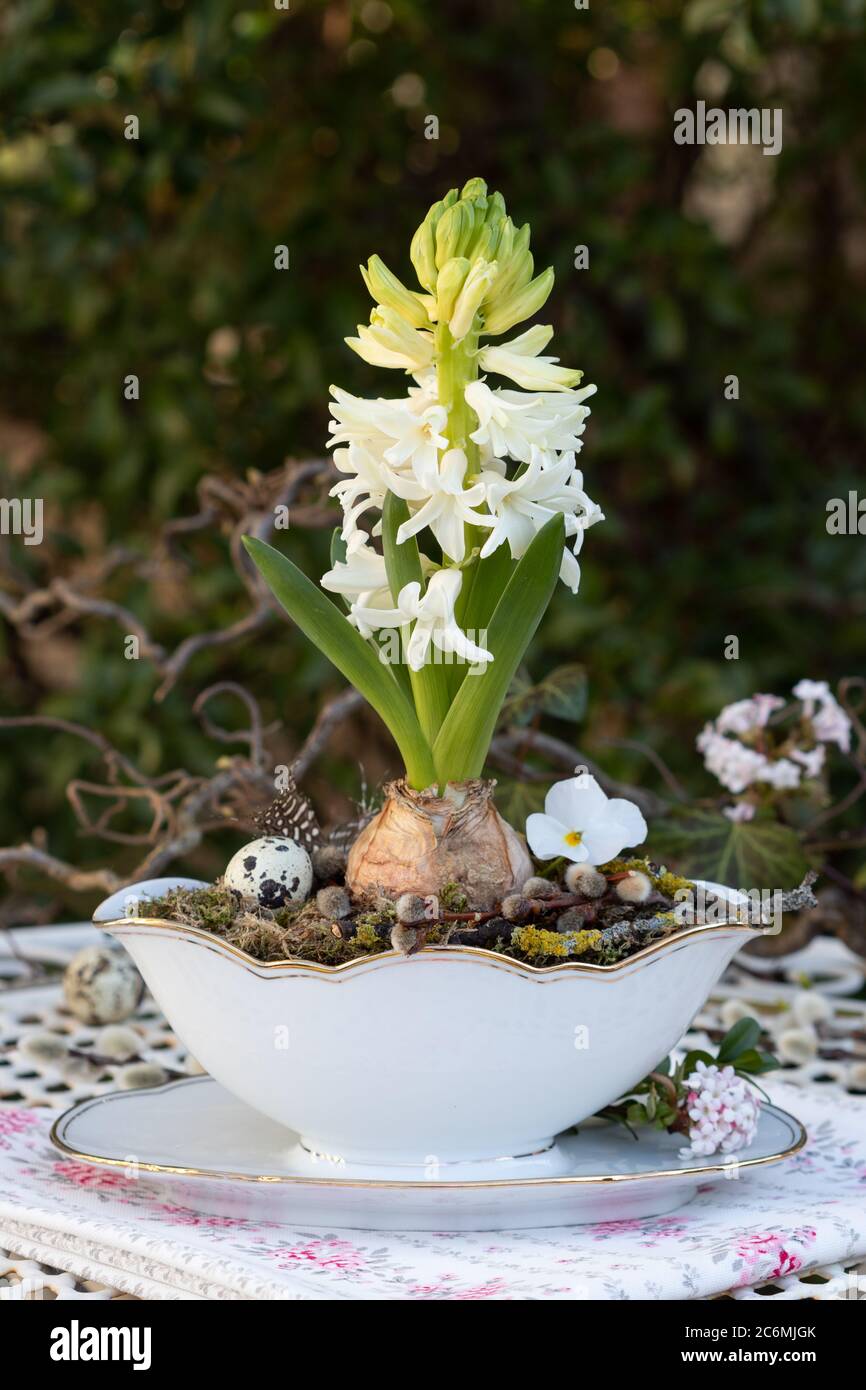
[2,926,865,1301]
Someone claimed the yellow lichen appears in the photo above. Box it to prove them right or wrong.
[654,869,693,898]
[511,926,603,960]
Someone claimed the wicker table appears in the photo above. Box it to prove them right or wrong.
[1,924,865,1301]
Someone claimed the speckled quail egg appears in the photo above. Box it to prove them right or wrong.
[223,836,312,909]
[63,946,144,1025]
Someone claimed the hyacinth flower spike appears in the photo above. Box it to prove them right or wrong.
[244,179,603,905]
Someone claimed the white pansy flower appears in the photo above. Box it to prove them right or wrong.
[465,379,595,464]
[395,447,490,563]
[525,773,647,865]
[346,306,434,371]
[478,324,585,391]
[478,448,603,592]
[342,568,493,671]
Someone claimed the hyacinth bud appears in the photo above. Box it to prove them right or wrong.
[410,216,439,293]
[435,256,471,323]
[494,216,516,266]
[361,255,430,328]
[409,188,459,289]
[466,219,501,267]
[484,224,532,304]
[483,265,554,336]
[485,190,506,223]
[460,175,489,201]
[346,306,434,371]
[449,258,498,341]
[435,200,476,268]
[503,323,555,357]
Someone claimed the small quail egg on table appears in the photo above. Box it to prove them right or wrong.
[223,836,312,909]
[63,946,144,1025]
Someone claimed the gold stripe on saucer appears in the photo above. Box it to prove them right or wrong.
[50,1077,806,1191]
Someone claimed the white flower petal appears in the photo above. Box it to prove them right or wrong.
[526,813,588,862]
[544,775,610,827]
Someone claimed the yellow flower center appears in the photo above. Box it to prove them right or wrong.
[564,829,583,847]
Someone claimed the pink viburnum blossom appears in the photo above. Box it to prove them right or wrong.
[697,679,850,799]
[679,1061,761,1159]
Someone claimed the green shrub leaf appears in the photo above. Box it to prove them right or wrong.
[649,809,811,890]
[717,1017,762,1062]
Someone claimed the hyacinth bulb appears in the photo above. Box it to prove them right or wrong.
[346,778,533,909]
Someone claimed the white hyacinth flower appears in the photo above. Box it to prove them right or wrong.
[342,567,493,671]
[395,447,490,564]
[465,379,595,464]
[329,442,391,541]
[401,570,493,671]
[525,773,648,865]
[320,532,390,601]
[478,447,603,592]
[327,386,449,481]
[247,180,605,795]
[478,324,585,391]
[346,306,434,371]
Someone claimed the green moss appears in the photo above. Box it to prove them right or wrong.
[134,878,687,969]
[439,880,468,912]
[353,920,383,951]
[145,886,240,931]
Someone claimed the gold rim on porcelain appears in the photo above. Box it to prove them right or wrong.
[50,1077,806,1190]
[96,914,769,980]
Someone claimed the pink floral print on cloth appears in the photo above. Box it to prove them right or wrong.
[0,1079,863,1300]
[732,1228,818,1287]
[0,1107,41,1149]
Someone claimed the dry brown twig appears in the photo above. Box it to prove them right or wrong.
[0,458,335,701]
[0,458,361,910]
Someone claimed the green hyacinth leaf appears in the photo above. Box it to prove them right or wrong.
[432,513,565,783]
[381,494,450,743]
[243,535,436,789]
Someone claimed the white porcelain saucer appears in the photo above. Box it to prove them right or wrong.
[50,1077,806,1231]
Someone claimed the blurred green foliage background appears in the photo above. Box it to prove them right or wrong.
[1,0,864,905]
